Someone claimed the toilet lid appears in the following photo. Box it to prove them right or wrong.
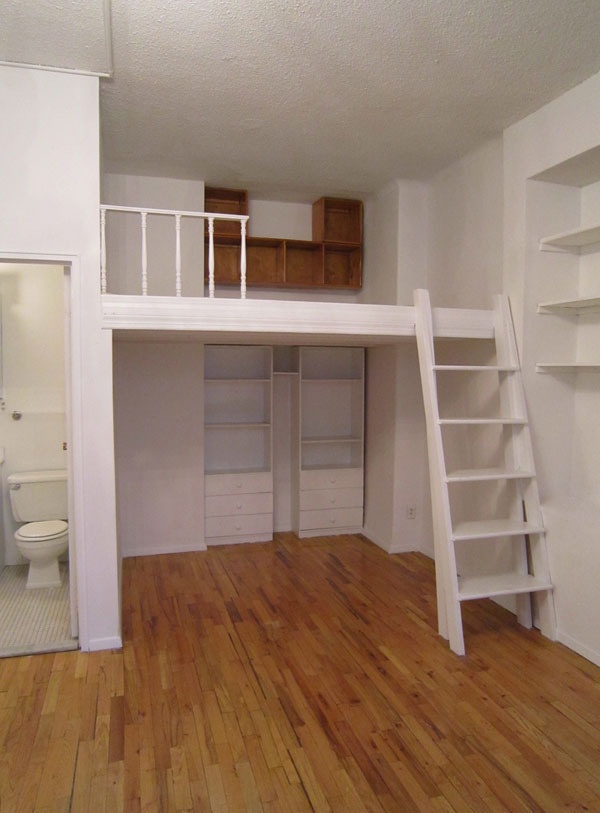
[17,520,68,540]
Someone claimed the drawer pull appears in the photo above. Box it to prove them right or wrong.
[330,517,337,525]
[236,503,243,510]
[235,522,242,531]
[235,482,242,489]
[330,498,336,505]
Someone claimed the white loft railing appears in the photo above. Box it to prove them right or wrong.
[100,205,249,298]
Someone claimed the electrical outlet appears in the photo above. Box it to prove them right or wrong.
[406,506,416,520]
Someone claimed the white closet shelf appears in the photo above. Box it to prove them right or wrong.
[446,467,535,483]
[302,377,362,383]
[458,573,553,602]
[301,435,362,444]
[205,421,270,428]
[206,466,271,476]
[539,223,600,251]
[433,365,518,372]
[537,297,600,314]
[438,417,526,425]
[536,362,600,373]
[205,377,271,383]
[452,518,544,542]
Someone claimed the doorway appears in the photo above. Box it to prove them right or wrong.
[0,261,77,656]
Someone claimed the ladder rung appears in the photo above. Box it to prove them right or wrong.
[458,573,553,601]
[433,365,518,372]
[438,417,526,426]
[452,519,544,541]
[446,467,535,483]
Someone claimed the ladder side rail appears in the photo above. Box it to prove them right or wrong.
[494,295,557,639]
[494,295,532,475]
[494,295,545,527]
[414,289,465,653]
[493,295,535,627]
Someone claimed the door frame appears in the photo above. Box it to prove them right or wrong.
[0,250,85,644]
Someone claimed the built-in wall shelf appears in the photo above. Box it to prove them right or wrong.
[537,211,600,371]
[537,297,600,314]
[204,345,274,545]
[536,362,600,373]
[539,223,600,252]
[294,346,365,537]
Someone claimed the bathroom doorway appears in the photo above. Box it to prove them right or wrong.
[0,261,77,656]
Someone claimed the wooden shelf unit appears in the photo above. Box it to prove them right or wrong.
[312,197,363,245]
[204,187,248,238]
[204,189,363,290]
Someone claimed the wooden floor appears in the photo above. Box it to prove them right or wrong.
[1,533,599,812]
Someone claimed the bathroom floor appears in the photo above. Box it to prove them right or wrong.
[0,564,77,657]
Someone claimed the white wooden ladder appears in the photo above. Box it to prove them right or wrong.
[414,289,556,655]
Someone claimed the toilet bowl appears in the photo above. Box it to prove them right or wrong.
[15,520,68,589]
[7,470,69,590]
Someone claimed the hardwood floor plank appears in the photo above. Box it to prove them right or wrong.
[0,534,599,811]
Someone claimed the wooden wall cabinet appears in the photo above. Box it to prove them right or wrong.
[204,187,248,238]
[204,188,363,290]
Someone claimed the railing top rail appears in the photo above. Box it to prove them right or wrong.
[100,204,249,222]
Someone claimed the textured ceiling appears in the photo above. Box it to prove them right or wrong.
[5,1,600,200]
[0,0,110,75]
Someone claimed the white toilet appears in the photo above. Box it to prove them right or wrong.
[7,469,69,589]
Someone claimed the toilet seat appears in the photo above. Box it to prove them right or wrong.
[16,520,68,541]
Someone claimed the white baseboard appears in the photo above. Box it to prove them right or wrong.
[206,534,271,546]
[557,630,600,667]
[362,525,415,554]
[122,541,208,558]
[84,635,122,652]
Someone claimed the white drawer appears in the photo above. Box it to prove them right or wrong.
[300,467,363,491]
[299,507,363,531]
[300,487,363,511]
[206,492,273,517]
[205,513,273,538]
[205,471,272,496]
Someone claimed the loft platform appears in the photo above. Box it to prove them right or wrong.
[100,203,495,345]
[102,295,495,345]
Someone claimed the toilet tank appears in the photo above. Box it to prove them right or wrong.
[7,470,68,522]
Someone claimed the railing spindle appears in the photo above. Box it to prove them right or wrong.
[141,211,148,296]
[100,207,107,294]
[175,214,182,297]
[240,219,247,300]
[208,217,215,299]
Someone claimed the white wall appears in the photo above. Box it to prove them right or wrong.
[249,199,312,240]
[502,69,600,665]
[429,138,504,308]
[0,264,66,564]
[113,340,205,557]
[362,181,432,554]
[361,181,400,305]
[0,65,119,651]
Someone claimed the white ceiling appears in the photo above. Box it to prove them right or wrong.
[4,1,600,200]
